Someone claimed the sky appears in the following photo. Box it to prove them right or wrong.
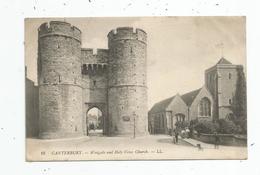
[25,17,246,109]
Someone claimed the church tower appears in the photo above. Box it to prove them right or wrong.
[205,58,244,120]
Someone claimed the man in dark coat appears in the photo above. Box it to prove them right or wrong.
[175,129,179,144]
[214,132,220,149]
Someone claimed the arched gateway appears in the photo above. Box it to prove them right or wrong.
[84,103,108,136]
[37,21,148,139]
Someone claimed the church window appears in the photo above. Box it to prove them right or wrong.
[176,113,185,122]
[198,97,211,117]
[229,73,232,79]
[229,99,232,105]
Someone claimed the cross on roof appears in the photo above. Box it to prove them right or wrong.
[218,42,224,58]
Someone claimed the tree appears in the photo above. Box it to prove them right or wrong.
[231,66,247,133]
[218,119,239,134]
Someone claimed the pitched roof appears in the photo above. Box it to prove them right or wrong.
[181,88,201,106]
[149,87,204,114]
[217,57,232,65]
[149,95,176,114]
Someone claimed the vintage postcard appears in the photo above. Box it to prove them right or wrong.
[25,17,247,161]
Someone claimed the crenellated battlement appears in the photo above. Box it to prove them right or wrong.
[38,21,81,42]
[82,63,107,75]
[81,48,108,64]
[37,22,148,138]
[107,27,147,44]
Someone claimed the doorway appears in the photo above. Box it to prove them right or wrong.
[86,107,103,136]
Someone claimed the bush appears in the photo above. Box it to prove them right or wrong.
[234,118,247,134]
[217,119,239,134]
[194,120,219,134]
[175,121,189,130]
[192,118,246,135]
[190,119,198,126]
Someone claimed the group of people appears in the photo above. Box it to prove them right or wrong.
[172,127,220,149]
[172,127,191,144]
[180,127,191,138]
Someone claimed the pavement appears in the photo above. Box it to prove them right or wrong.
[26,134,247,161]
[181,138,216,149]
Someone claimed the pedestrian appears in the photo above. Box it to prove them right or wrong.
[189,126,193,138]
[214,132,220,149]
[181,129,185,138]
[197,131,201,138]
[185,127,190,138]
[93,123,96,132]
[175,129,179,144]
[172,129,176,144]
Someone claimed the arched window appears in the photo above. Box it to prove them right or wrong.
[176,113,185,122]
[198,97,211,117]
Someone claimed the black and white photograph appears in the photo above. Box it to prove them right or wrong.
[25,17,247,161]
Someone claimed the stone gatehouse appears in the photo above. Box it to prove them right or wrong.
[26,21,148,139]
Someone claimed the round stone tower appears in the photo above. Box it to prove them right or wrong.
[107,27,148,136]
[38,21,83,139]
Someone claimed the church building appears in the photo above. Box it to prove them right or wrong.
[148,58,244,135]
[148,86,213,134]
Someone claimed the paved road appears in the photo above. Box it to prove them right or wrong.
[182,138,216,149]
[26,135,247,161]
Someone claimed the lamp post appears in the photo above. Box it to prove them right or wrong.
[133,112,136,139]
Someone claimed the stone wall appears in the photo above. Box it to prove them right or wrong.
[166,95,188,122]
[148,112,166,134]
[217,66,238,119]
[81,48,108,64]
[205,65,239,120]
[36,22,149,138]
[25,78,39,138]
[217,67,238,105]
[205,69,219,120]
[193,133,247,146]
[82,66,108,135]
[166,95,188,134]
[38,21,83,139]
[107,27,148,136]
[188,87,213,121]
[81,48,109,135]
[148,95,188,135]
[108,86,147,136]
